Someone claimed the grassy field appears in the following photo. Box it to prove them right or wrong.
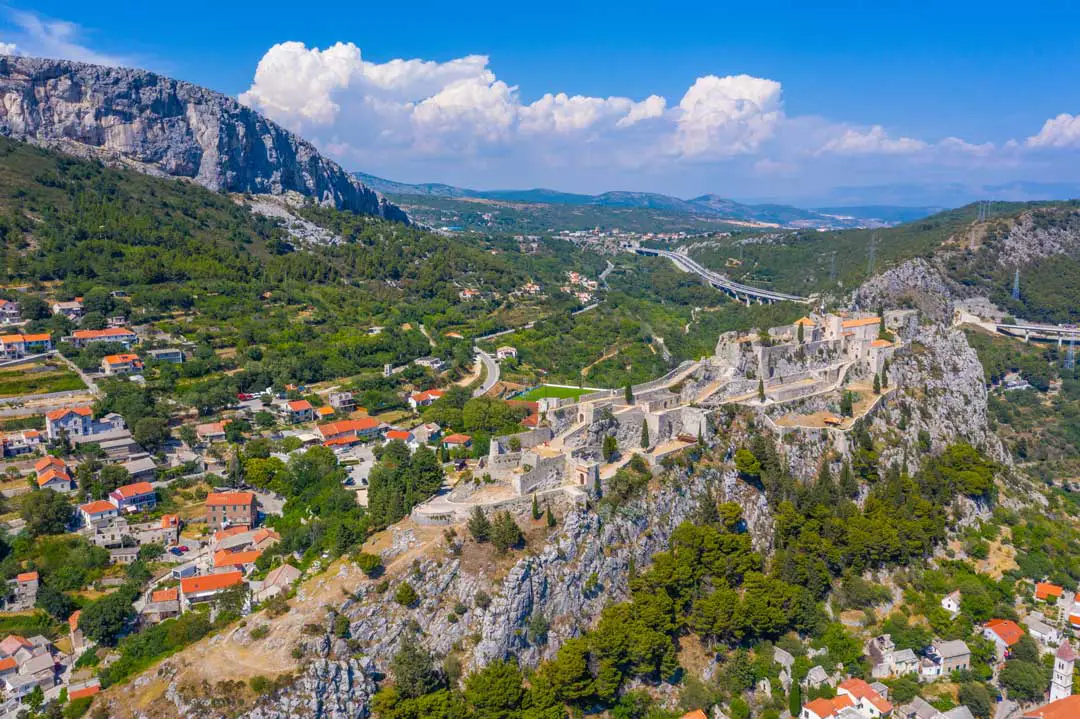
[0,362,86,397]
[520,385,597,401]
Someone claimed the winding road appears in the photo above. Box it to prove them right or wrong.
[472,349,500,398]
[634,247,809,304]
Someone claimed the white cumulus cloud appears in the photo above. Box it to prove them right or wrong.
[670,74,783,158]
[1025,113,1080,149]
[819,125,928,156]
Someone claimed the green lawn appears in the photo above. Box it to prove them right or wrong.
[520,384,598,401]
[0,364,86,397]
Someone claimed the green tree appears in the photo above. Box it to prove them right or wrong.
[21,489,74,536]
[881,359,889,388]
[602,434,618,463]
[79,588,137,646]
[640,420,650,449]
[395,582,419,607]
[354,552,383,577]
[546,506,556,528]
[734,449,761,479]
[872,373,881,395]
[177,424,197,448]
[999,660,1048,702]
[464,659,524,719]
[625,382,634,405]
[468,507,492,542]
[958,682,993,719]
[797,322,805,343]
[531,494,541,521]
[132,417,169,452]
[36,584,75,621]
[757,378,765,402]
[789,685,802,717]
[390,633,443,699]
[490,511,524,553]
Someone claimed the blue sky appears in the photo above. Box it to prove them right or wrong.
[3,1,1080,205]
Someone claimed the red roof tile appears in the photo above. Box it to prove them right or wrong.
[180,571,244,595]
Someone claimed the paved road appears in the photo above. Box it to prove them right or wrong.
[634,247,809,304]
[473,349,500,398]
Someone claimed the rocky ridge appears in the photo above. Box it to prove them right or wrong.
[0,56,406,222]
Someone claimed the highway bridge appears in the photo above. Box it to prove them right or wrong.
[635,247,810,305]
[996,321,1080,345]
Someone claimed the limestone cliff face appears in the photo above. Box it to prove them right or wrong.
[0,56,407,222]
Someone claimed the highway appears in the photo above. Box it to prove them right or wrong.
[635,247,809,304]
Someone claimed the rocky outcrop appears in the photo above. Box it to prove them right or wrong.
[0,56,406,222]
[995,208,1080,268]
[852,258,955,323]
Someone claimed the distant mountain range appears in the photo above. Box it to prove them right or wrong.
[355,172,941,229]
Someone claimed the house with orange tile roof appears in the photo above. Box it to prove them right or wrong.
[44,406,93,440]
[108,481,156,512]
[68,611,85,653]
[205,491,258,530]
[681,711,708,719]
[101,353,143,376]
[179,571,245,611]
[983,619,1025,658]
[317,417,382,442]
[67,326,137,348]
[801,693,856,719]
[195,420,229,443]
[4,572,38,611]
[0,332,52,358]
[68,683,100,701]
[408,388,446,410]
[280,399,314,423]
[384,429,414,444]
[213,549,263,573]
[35,461,75,492]
[316,405,335,418]
[442,433,472,449]
[79,500,119,526]
[837,677,893,717]
[1,429,42,457]
[1036,582,1064,602]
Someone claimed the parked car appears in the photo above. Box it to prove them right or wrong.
[168,547,183,556]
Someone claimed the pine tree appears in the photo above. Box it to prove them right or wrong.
[468,506,491,542]
[640,419,650,449]
[531,493,541,520]
[757,378,765,402]
[839,460,857,497]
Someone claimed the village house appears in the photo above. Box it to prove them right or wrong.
[315,405,335,420]
[836,678,893,718]
[122,455,157,482]
[317,417,382,443]
[205,491,258,530]
[109,481,157,512]
[178,571,245,612]
[385,429,414,445]
[802,694,857,719]
[0,634,59,699]
[408,388,445,410]
[929,639,971,676]
[413,356,447,372]
[442,433,473,450]
[51,300,83,321]
[213,549,262,574]
[0,299,20,324]
[0,333,52,359]
[214,527,279,554]
[101,353,143,375]
[146,348,184,364]
[1023,695,1080,719]
[68,611,85,654]
[458,288,481,301]
[280,399,314,423]
[34,456,75,493]
[79,500,119,527]
[4,573,38,611]
[328,391,355,411]
[412,422,442,444]
[941,590,961,617]
[45,406,125,442]
[68,326,138,348]
[1,429,42,457]
[983,618,1025,658]
[195,420,228,443]
[1024,613,1062,646]
[496,346,518,361]
[251,563,301,603]
[1035,582,1064,603]
[140,587,180,624]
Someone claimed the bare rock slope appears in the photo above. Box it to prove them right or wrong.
[0,55,406,222]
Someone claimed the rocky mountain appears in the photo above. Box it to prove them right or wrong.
[0,56,406,222]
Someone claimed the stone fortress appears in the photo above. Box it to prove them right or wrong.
[411,309,916,524]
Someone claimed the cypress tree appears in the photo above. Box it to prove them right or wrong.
[624,382,634,405]
[531,493,541,520]
[546,506,556,528]
[641,419,650,448]
[757,378,765,402]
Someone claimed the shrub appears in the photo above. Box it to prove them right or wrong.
[395,582,419,607]
[474,590,491,610]
[249,625,270,640]
[354,552,383,578]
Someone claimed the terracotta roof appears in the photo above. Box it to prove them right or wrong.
[20,333,50,343]
[409,389,446,403]
[323,436,361,447]
[34,456,65,473]
[681,712,708,719]
[795,317,816,326]
[206,492,255,507]
[0,656,16,671]
[151,587,179,603]
[286,399,313,412]
[213,526,250,541]
[841,316,881,328]
[443,433,472,444]
[0,334,23,343]
[213,549,262,568]
[252,528,279,544]
[317,418,379,437]
[385,430,412,441]
[160,514,180,529]
[180,571,244,595]
[1036,582,1064,600]
[804,695,854,719]
[80,500,116,515]
[45,406,92,421]
[112,481,154,499]
[37,468,70,487]
[15,571,37,582]
[1024,695,1080,719]
[68,611,81,631]
[102,353,140,365]
[72,327,135,339]
[316,406,335,416]
[196,421,226,435]
[985,618,1025,646]
[69,685,101,700]
[839,677,892,713]
[870,339,894,348]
